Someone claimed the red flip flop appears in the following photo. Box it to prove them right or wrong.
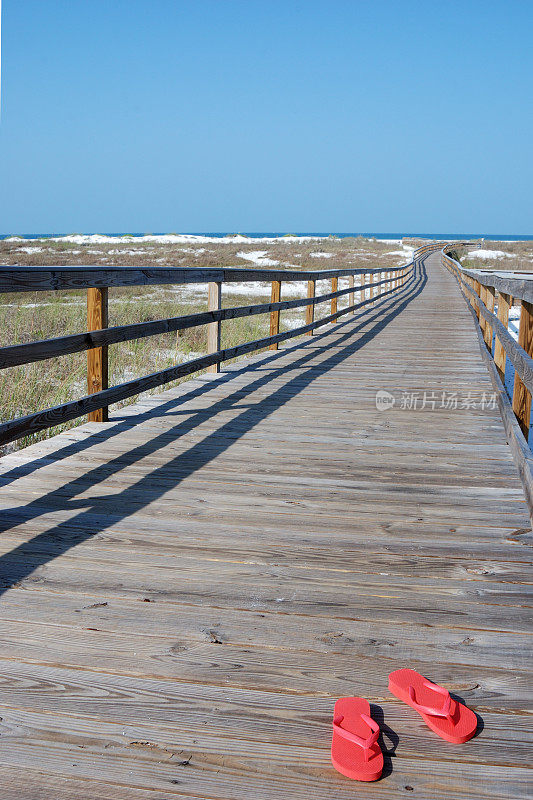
[331,697,383,781]
[388,669,477,744]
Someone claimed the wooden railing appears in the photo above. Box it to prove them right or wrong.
[442,245,533,507]
[0,260,415,447]
[442,249,533,437]
[413,242,449,257]
[415,241,475,259]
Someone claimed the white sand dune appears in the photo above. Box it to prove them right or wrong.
[468,249,515,259]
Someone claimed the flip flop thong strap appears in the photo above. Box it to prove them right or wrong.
[333,713,380,762]
[408,681,453,719]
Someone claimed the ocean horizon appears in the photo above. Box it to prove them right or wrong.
[1,232,532,241]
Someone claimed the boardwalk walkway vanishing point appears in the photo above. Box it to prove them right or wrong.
[0,250,531,798]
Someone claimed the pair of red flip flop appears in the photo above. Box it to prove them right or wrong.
[331,669,478,782]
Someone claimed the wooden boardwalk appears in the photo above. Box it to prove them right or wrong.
[0,252,531,799]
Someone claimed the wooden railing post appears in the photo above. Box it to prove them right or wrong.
[484,286,496,350]
[512,300,533,438]
[207,281,222,372]
[369,273,375,305]
[494,291,511,381]
[331,277,338,321]
[473,280,482,322]
[479,285,488,340]
[306,279,315,335]
[348,275,355,312]
[269,280,281,349]
[87,287,109,422]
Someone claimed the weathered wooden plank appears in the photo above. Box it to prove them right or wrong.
[0,668,529,764]
[0,673,530,771]
[2,552,531,631]
[0,618,530,702]
[1,508,530,580]
[1,590,530,673]
[3,480,528,531]
[1,491,529,564]
[0,726,529,800]
[0,767,172,800]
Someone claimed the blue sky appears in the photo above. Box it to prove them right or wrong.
[0,0,531,234]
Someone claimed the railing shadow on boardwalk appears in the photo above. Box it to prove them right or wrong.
[0,260,427,597]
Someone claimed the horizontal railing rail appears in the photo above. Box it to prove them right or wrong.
[0,259,417,447]
[0,264,391,293]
